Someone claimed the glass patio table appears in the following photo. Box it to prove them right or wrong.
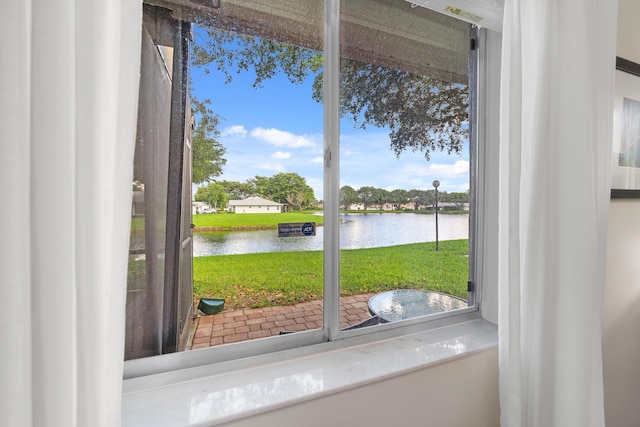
[368,289,468,323]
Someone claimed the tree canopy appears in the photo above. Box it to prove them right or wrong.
[441,190,470,209]
[340,185,468,210]
[409,189,433,210]
[250,173,315,207]
[191,98,227,184]
[219,180,257,201]
[214,173,316,210]
[192,28,468,160]
[339,185,359,209]
[194,182,227,209]
[356,186,377,210]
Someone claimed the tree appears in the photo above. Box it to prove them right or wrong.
[372,188,390,210]
[390,189,409,210]
[328,62,467,160]
[191,98,227,184]
[408,189,428,210]
[408,188,436,209]
[442,191,469,209]
[357,186,376,210]
[425,189,436,208]
[286,191,307,211]
[251,173,315,206]
[192,29,467,160]
[339,185,359,209]
[193,30,323,88]
[194,182,227,210]
[219,180,256,200]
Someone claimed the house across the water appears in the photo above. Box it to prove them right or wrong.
[227,196,284,214]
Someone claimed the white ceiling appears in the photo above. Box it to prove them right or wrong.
[406,0,504,32]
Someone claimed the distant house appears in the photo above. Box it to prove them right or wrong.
[227,196,284,214]
[192,201,216,214]
[432,202,469,211]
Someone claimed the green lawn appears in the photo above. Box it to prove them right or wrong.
[193,239,469,310]
[193,210,468,230]
[193,211,322,229]
[130,216,145,231]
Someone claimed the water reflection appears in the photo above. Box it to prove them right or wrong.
[368,290,468,323]
[194,213,468,256]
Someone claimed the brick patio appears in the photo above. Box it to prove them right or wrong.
[190,293,376,349]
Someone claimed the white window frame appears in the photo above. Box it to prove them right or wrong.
[123,0,497,380]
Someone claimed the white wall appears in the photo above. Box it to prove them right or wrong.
[231,205,282,214]
[224,347,499,427]
[602,1,640,425]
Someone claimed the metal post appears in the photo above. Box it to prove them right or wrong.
[433,180,440,251]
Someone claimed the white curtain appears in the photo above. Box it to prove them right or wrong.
[499,0,618,426]
[0,1,141,426]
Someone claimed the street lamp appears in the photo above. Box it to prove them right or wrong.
[432,180,440,251]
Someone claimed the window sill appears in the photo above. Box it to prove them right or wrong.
[121,316,498,427]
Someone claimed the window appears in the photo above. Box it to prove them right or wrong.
[124,0,478,367]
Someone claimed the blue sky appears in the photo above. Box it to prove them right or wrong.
[190,39,469,201]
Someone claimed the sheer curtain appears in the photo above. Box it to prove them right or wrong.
[499,0,618,426]
[0,1,141,426]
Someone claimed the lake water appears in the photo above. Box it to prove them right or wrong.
[193,213,469,257]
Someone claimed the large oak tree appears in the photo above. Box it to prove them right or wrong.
[192,28,468,160]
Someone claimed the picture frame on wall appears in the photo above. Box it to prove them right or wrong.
[611,57,640,199]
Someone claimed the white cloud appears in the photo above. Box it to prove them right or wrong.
[307,177,322,186]
[310,156,324,164]
[429,160,469,177]
[402,160,469,178]
[306,177,323,201]
[221,125,247,138]
[257,163,286,172]
[251,127,316,148]
[429,180,469,193]
[272,151,291,160]
[451,182,470,192]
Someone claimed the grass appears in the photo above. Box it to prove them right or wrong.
[193,210,467,230]
[193,211,322,230]
[193,239,469,310]
[130,216,145,231]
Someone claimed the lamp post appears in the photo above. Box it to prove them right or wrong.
[432,180,440,251]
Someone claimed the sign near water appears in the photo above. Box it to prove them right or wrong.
[278,222,316,237]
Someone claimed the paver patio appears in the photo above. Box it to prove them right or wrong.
[190,293,376,349]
